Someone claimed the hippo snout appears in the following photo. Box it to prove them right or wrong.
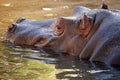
[6,18,57,47]
[8,23,17,33]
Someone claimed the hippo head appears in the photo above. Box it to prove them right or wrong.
[6,13,94,56]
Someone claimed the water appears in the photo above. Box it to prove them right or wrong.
[0,0,120,80]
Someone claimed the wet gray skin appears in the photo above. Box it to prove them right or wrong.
[7,4,120,66]
[79,9,120,65]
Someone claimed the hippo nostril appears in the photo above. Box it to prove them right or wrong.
[8,23,17,32]
[16,17,26,23]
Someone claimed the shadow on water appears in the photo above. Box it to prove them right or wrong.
[0,0,120,80]
[3,41,120,80]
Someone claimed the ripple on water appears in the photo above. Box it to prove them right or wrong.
[44,13,56,17]
[1,3,11,7]
[0,22,3,25]
[0,37,4,40]
[42,8,52,11]
[12,47,40,53]
[87,70,110,74]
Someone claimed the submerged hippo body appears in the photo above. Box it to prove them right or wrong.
[79,9,120,65]
[6,4,120,65]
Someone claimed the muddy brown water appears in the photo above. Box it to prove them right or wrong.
[0,0,120,80]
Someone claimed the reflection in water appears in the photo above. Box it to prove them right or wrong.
[87,70,110,74]
[44,13,55,17]
[0,40,120,80]
[42,8,52,11]
[54,57,116,80]
[0,42,56,80]
[0,0,120,80]
[1,3,11,7]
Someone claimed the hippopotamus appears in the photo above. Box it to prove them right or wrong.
[6,6,91,56]
[6,2,120,65]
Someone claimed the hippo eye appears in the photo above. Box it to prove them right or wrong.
[54,24,65,36]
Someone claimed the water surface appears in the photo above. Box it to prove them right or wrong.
[0,0,120,80]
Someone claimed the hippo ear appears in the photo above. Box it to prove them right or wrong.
[53,17,66,36]
[101,1,108,9]
[78,13,93,37]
